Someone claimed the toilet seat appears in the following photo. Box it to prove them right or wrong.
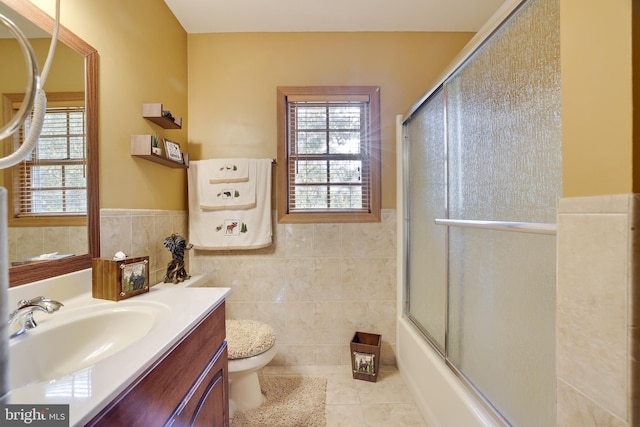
[226,319,276,359]
[227,343,277,373]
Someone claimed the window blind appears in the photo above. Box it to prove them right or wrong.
[286,100,371,213]
[14,106,87,216]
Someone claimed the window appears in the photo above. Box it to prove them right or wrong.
[3,92,87,226]
[277,86,381,223]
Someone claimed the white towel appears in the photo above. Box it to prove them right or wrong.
[188,159,272,250]
[199,161,256,211]
[203,158,250,183]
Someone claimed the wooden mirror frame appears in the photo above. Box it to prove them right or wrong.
[4,0,99,287]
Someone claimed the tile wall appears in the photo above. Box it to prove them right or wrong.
[7,226,87,265]
[556,194,639,426]
[99,209,189,285]
[93,195,640,424]
[100,208,397,367]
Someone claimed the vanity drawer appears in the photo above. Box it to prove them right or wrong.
[88,301,227,426]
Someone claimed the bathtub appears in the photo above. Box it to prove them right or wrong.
[397,317,498,427]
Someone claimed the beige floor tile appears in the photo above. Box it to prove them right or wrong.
[259,365,427,427]
[307,364,353,377]
[356,370,415,404]
[325,404,367,427]
[326,376,361,404]
[361,403,428,427]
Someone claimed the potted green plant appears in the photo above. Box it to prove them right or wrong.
[151,135,161,155]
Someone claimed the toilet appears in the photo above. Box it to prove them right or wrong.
[226,319,277,417]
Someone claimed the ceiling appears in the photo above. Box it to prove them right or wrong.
[163,0,507,33]
[0,4,50,38]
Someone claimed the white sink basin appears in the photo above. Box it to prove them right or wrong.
[6,272,229,426]
[9,302,170,390]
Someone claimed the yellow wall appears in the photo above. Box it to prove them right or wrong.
[27,0,635,208]
[22,0,473,211]
[22,0,473,209]
[561,0,634,196]
[188,32,474,208]
[0,38,84,95]
[31,0,189,210]
[0,38,84,188]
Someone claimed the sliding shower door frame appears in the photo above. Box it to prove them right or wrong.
[402,84,512,427]
[401,0,559,426]
[402,84,449,358]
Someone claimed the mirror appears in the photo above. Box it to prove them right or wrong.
[0,0,99,287]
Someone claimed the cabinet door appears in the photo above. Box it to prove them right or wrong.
[167,344,229,427]
[88,303,226,426]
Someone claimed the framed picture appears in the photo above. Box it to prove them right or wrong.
[353,351,376,376]
[120,259,149,295]
[164,138,183,163]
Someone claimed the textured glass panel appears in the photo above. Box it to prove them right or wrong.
[405,88,447,351]
[447,229,556,427]
[447,0,561,224]
[445,0,560,426]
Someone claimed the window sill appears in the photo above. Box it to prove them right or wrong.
[8,215,87,227]
[277,210,381,224]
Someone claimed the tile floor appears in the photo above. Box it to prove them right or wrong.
[261,365,428,427]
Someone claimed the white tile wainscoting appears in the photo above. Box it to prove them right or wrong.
[98,195,640,427]
[556,194,640,426]
[100,208,397,368]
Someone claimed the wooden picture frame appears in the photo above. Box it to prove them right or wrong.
[121,259,149,294]
[164,138,183,163]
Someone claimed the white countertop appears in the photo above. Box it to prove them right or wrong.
[7,270,229,426]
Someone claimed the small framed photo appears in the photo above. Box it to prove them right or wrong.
[353,351,376,376]
[164,138,183,163]
[121,259,149,295]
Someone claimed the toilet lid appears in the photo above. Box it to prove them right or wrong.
[226,319,276,359]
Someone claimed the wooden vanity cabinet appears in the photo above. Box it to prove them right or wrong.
[167,345,228,426]
[87,301,229,427]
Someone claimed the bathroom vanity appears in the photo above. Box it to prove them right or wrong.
[87,301,228,426]
[7,270,230,426]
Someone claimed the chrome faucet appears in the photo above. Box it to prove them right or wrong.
[8,296,64,338]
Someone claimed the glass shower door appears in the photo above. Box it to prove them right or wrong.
[404,88,447,353]
[445,0,560,425]
[403,0,561,425]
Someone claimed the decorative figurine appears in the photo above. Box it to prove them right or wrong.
[163,233,193,284]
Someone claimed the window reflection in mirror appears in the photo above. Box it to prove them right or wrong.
[2,49,87,265]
